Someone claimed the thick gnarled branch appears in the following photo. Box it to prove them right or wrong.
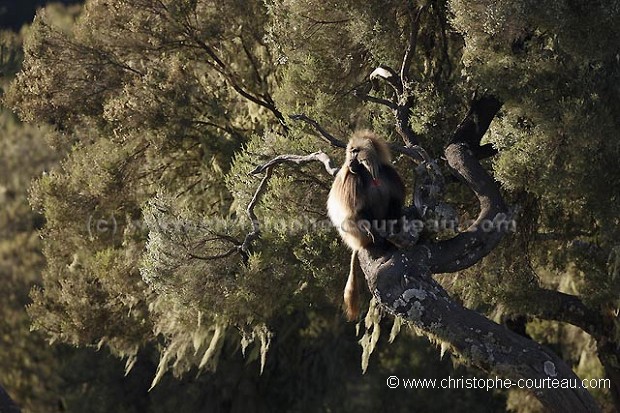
[358,246,600,413]
[426,95,504,272]
[355,96,601,412]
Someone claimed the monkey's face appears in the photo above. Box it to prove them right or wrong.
[346,144,379,180]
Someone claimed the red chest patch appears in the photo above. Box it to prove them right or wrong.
[371,179,381,187]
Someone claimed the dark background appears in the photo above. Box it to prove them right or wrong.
[0,0,83,30]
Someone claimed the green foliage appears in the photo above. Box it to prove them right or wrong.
[448,0,620,324]
[268,0,467,139]
[4,0,620,411]
[452,0,620,224]
[0,110,62,412]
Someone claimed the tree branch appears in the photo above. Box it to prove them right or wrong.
[515,288,605,339]
[240,167,273,260]
[449,96,502,154]
[370,65,403,95]
[356,95,601,412]
[185,32,288,131]
[400,5,426,84]
[356,93,398,110]
[425,95,505,272]
[368,65,419,146]
[289,114,347,148]
[187,248,239,261]
[241,150,339,258]
[597,339,620,409]
[251,152,338,176]
[357,247,600,412]
[510,284,620,407]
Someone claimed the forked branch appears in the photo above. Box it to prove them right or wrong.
[357,96,601,413]
[241,149,339,258]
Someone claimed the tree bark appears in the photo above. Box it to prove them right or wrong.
[356,96,602,412]
[358,246,600,412]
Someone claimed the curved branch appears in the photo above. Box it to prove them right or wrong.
[370,65,403,95]
[251,151,338,176]
[426,95,505,272]
[240,167,273,259]
[450,96,502,151]
[426,141,510,273]
[241,150,339,257]
[391,144,429,164]
[357,247,600,413]
[289,114,347,148]
[356,95,601,411]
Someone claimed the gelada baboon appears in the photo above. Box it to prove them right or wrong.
[327,130,405,320]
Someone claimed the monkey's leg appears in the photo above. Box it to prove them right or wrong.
[344,250,362,321]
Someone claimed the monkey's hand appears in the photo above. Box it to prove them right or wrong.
[359,220,375,244]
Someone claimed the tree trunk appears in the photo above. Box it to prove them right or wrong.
[359,245,600,413]
[357,96,601,412]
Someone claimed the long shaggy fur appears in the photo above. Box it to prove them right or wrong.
[327,130,405,320]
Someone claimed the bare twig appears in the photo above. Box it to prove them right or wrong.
[298,15,351,25]
[239,150,338,259]
[289,114,347,148]
[390,143,429,165]
[184,29,288,131]
[251,152,339,176]
[400,5,426,85]
[356,93,398,109]
[240,167,273,259]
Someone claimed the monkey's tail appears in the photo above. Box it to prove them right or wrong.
[344,250,362,321]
